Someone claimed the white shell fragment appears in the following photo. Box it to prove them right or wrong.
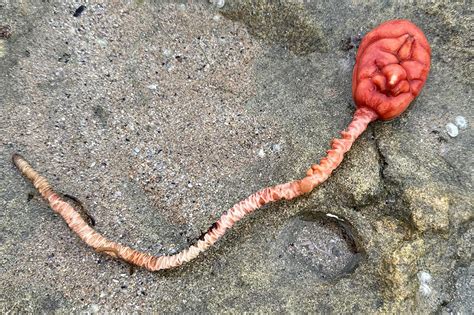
[418,271,432,297]
[445,123,459,138]
[454,116,468,129]
[209,0,225,8]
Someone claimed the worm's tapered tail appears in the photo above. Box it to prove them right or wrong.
[12,108,376,271]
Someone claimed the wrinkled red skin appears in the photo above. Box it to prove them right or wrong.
[352,19,431,120]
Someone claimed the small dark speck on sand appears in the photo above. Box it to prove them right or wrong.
[73,5,86,18]
[0,25,12,38]
[341,34,363,51]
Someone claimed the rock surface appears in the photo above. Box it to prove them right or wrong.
[0,0,472,313]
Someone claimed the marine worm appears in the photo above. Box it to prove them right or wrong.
[12,19,431,271]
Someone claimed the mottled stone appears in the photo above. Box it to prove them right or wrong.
[404,185,450,232]
[381,239,425,302]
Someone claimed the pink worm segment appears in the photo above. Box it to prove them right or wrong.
[12,107,377,271]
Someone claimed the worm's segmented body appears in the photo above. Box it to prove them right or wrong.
[12,107,376,271]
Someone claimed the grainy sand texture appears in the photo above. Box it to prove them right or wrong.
[1,1,472,313]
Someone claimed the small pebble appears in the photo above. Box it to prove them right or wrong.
[162,48,172,58]
[418,271,432,283]
[209,0,225,8]
[454,116,467,129]
[89,304,99,313]
[165,63,175,72]
[168,247,178,255]
[326,213,343,220]
[271,143,282,153]
[418,271,432,297]
[0,40,5,58]
[445,123,459,138]
[55,68,65,79]
[96,38,108,48]
[0,25,12,39]
[73,5,86,18]
[420,283,432,296]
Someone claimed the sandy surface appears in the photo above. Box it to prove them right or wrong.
[1,1,472,313]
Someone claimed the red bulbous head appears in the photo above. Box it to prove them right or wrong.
[352,19,431,120]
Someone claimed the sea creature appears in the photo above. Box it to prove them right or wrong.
[13,19,431,271]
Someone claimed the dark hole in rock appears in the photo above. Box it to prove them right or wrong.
[279,211,365,280]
